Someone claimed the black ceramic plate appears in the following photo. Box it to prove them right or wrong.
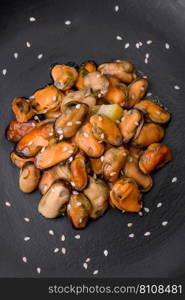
[1,0,185,278]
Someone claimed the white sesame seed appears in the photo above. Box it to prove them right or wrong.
[174,85,180,90]
[114,5,119,12]
[144,58,148,64]
[67,203,72,209]
[138,211,143,216]
[98,115,103,121]
[139,42,143,46]
[49,230,54,236]
[61,247,66,254]
[146,40,152,44]
[57,128,63,134]
[49,132,53,136]
[134,121,139,126]
[37,267,41,274]
[68,150,74,154]
[127,223,133,228]
[83,263,88,269]
[100,156,104,162]
[71,181,75,187]
[27,141,33,146]
[136,42,140,48]
[165,43,170,49]
[72,191,79,195]
[37,53,43,59]
[147,92,152,96]
[65,20,71,25]
[79,218,82,223]
[100,133,105,139]
[75,234,80,239]
[76,104,81,109]
[5,201,11,207]
[75,120,82,125]
[93,270,99,275]
[143,75,148,79]
[63,146,68,151]
[41,147,45,153]
[86,258,90,262]
[14,52,18,59]
[59,134,63,141]
[83,132,89,138]
[22,257,27,263]
[67,121,73,126]
[144,231,151,236]
[162,221,168,226]
[171,177,177,183]
[29,17,36,22]
[116,35,123,40]
[53,248,59,253]
[93,173,97,179]
[2,69,7,76]
[124,43,130,49]
[24,217,30,222]
[68,156,73,162]
[129,157,133,162]
[34,115,39,120]
[122,210,125,213]
[115,120,120,124]
[145,53,150,58]
[76,202,82,207]
[52,95,57,101]
[104,250,108,256]
[157,202,162,208]
[129,233,135,238]
[24,237,31,242]
[144,207,150,213]
[110,172,116,176]
[26,41,31,48]
[61,234,65,241]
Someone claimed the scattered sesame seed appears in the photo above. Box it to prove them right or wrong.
[52,95,57,101]
[79,218,83,223]
[146,40,152,44]
[157,202,162,208]
[71,181,76,187]
[24,217,30,222]
[41,147,45,153]
[124,43,130,49]
[110,172,116,176]
[100,133,105,139]
[2,69,7,76]
[26,41,31,48]
[37,267,41,274]
[129,157,133,162]
[116,35,123,40]
[145,53,150,58]
[174,85,180,90]
[128,233,135,238]
[93,270,99,275]
[143,75,148,79]
[65,20,71,25]
[29,17,36,22]
[144,58,148,64]
[24,237,31,242]
[138,211,143,216]
[86,258,90,262]
[115,120,120,124]
[83,132,89,138]
[68,156,73,162]
[144,207,150,213]
[49,132,53,136]
[63,146,68,151]
[83,263,88,269]
[100,156,104,162]
[67,121,73,126]
[5,201,11,207]
[75,120,82,125]
[127,223,133,228]
[139,42,143,46]
[57,128,63,134]
[114,5,119,12]
[171,177,177,183]
[53,248,59,253]
[122,210,125,213]
[76,202,82,207]
[147,92,152,96]
[49,230,54,236]
[136,42,140,48]
[165,43,170,49]
[134,121,139,126]
[144,231,151,237]
[14,52,18,59]
[75,234,80,239]
[61,234,65,241]
[93,173,97,179]
[59,135,63,141]
[61,247,66,254]
[72,190,79,195]
[37,53,43,59]
[68,150,74,154]
[27,141,33,146]
[98,115,103,121]
[76,104,81,109]
[162,221,168,226]
[34,115,39,120]
[103,250,108,256]
[22,257,27,263]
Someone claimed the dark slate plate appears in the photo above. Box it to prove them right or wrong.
[0,0,185,277]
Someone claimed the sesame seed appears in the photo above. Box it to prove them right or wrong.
[67,121,73,126]
[57,128,63,134]
[162,221,168,226]
[171,177,177,183]
[37,267,41,274]
[61,234,65,241]
[26,41,31,48]
[14,52,18,59]
[156,110,161,115]
[110,172,116,176]
[114,5,119,12]
[75,120,82,125]
[100,156,104,162]
[98,115,103,121]
[49,230,54,236]
[24,217,30,222]
[27,141,33,146]
[83,132,89,138]
[61,247,66,254]
[37,53,43,59]
[103,250,108,256]
[63,146,68,151]
[29,17,36,22]
[79,218,82,223]
[59,134,63,141]
[165,43,170,49]
[100,133,105,139]
[53,248,59,253]
[116,35,123,40]
[65,20,71,25]
[83,263,88,269]
[76,202,82,207]
[139,42,143,46]
[2,69,7,76]
[144,207,150,213]
[129,157,133,162]
[68,150,73,154]
[68,156,73,162]
[143,75,148,79]
[144,58,148,64]
[144,231,151,236]
[147,92,152,96]
[71,181,75,187]
[136,43,140,48]
[49,132,53,136]
[52,95,57,101]
[115,120,120,124]
[122,210,125,213]
[145,53,150,58]
[146,40,152,44]
[123,152,127,156]
[40,147,45,153]
[138,211,143,216]
[129,233,135,238]
[5,201,11,207]
[34,115,39,120]
[127,223,133,228]
[134,121,139,126]
[124,43,130,49]
[157,202,162,208]
[72,191,79,195]
[75,234,80,239]
[174,85,180,90]
[86,258,90,262]
[22,257,27,263]
[76,104,81,109]
[24,237,31,242]
[93,270,99,275]
[67,204,72,209]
